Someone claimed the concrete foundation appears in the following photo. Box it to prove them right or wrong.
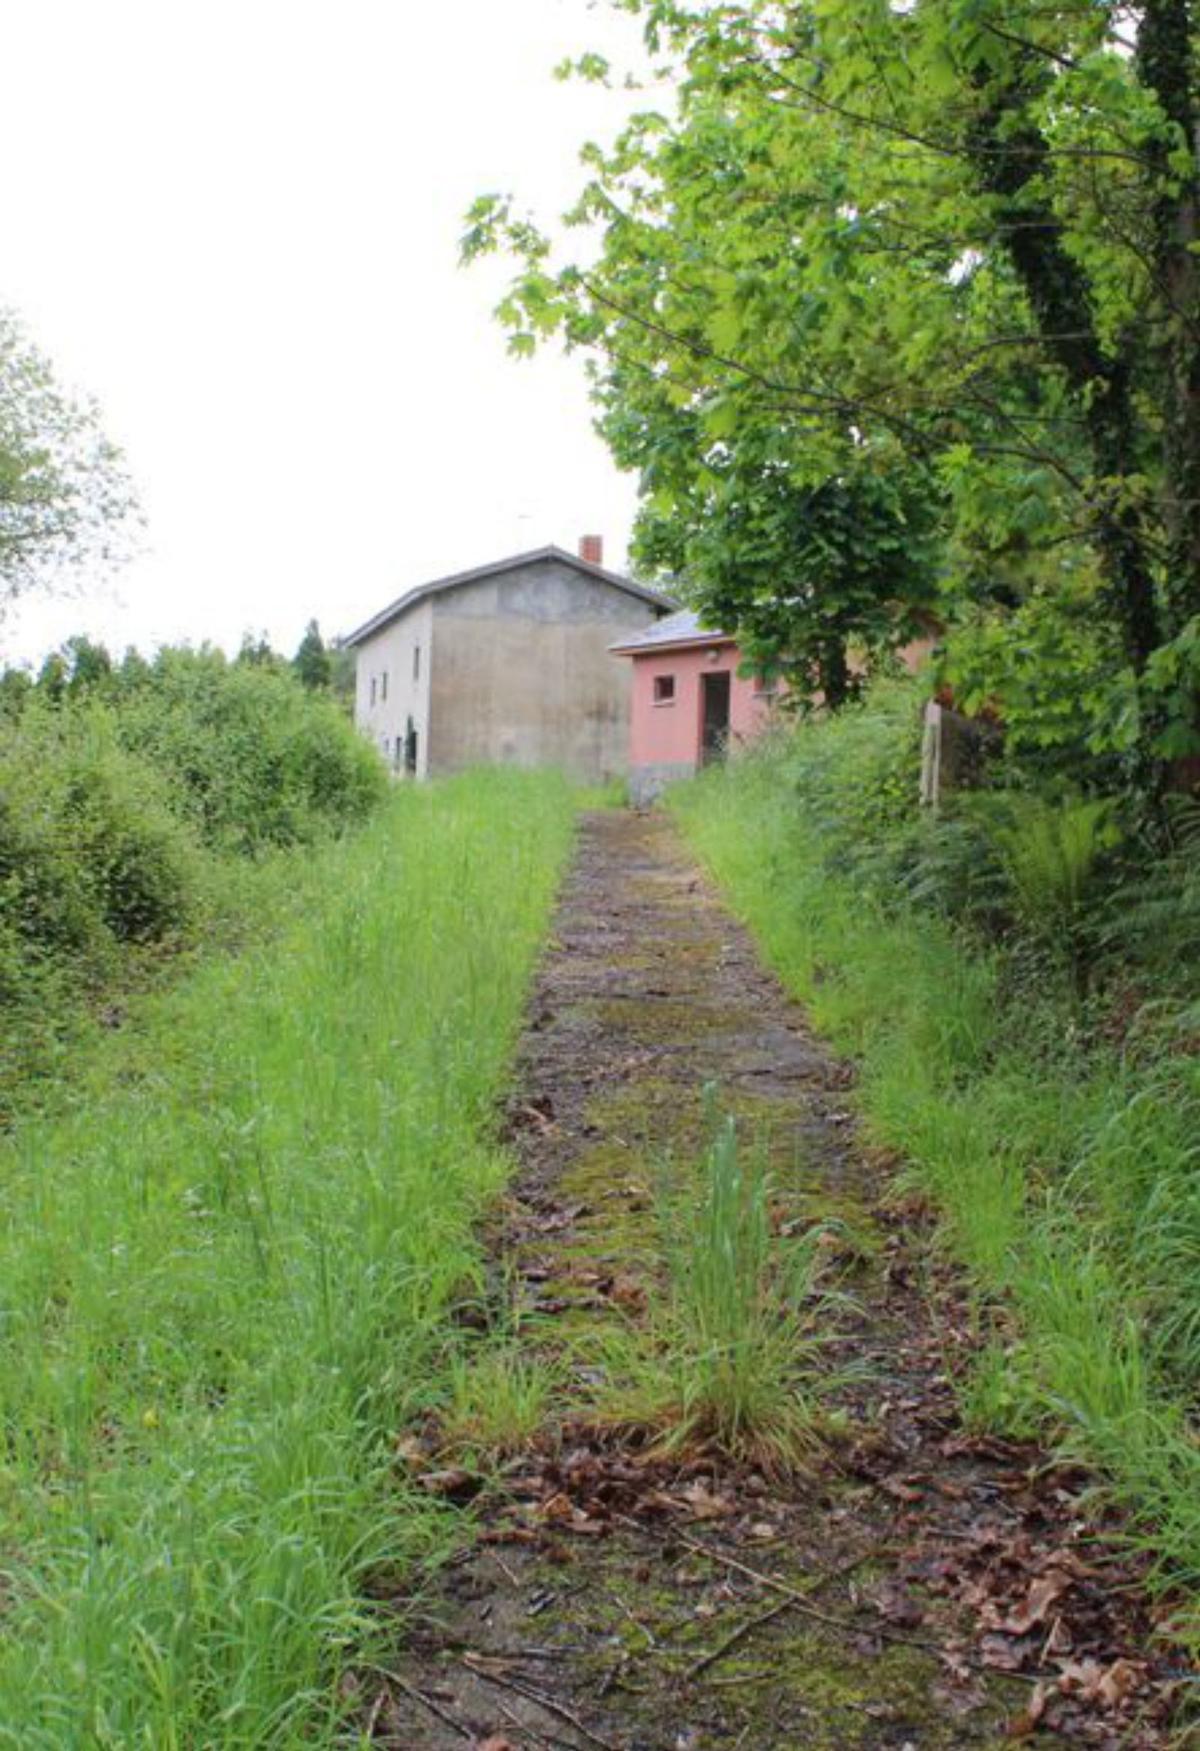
[629,760,698,806]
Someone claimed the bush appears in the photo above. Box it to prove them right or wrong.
[0,706,195,955]
[0,652,389,1112]
[110,648,387,852]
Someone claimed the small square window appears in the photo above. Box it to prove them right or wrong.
[653,674,676,704]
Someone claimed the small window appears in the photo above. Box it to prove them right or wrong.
[369,675,377,707]
[413,644,421,682]
[381,670,388,702]
[653,673,676,704]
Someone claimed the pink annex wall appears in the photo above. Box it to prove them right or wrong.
[628,638,776,768]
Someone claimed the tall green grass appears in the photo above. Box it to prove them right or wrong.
[655,1098,831,1469]
[0,770,574,1746]
[672,734,1200,1612]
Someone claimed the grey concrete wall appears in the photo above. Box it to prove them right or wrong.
[629,760,698,806]
[427,559,660,782]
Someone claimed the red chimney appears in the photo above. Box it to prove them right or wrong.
[579,534,604,566]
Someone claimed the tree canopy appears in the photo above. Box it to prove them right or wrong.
[0,309,137,610]
[465,0,1200,785]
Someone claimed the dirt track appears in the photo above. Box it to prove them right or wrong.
[363,811,1176,1749]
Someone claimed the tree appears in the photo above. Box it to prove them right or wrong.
[464,0,1200,782]
[235,631,280,669]
[292,618,332,690]
[0,309,137,609]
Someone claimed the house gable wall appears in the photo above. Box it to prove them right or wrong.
[427,558,659,781]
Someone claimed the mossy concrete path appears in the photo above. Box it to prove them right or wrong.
[366,811,1174,1749]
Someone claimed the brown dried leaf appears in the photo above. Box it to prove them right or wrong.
[680,1481,735,1520]
[1006,1679,1050,1739]
[980,1634,1032,1673]
[417,1467,480,1503]
[1000,1569,1073,1636]
[1097,1657,1144,1709]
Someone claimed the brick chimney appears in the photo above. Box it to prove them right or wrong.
[578,534,604,567]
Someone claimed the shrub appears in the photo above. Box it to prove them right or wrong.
[111,648,387,852]
[0,652,388,1112]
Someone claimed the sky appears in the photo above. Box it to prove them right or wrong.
[2,0,648,668]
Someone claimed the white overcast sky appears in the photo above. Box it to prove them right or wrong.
[2,0,649,668]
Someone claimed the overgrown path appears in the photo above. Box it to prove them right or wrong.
[367,811,1177,1749]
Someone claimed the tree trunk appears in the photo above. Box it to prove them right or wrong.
[1138,0,1200,640]
[819,637,850,710]
[967,81,1162,676]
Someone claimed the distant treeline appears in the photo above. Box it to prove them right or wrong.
[0,633,385,1109]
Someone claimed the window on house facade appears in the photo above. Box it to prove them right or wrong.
[370,675,377,706]
[653,673,676,704]
[413,644,421,682]
[381,670,388,701]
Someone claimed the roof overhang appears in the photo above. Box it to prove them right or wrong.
[610,630,737,657]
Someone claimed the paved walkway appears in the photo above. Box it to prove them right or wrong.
[364,812,1168,1750]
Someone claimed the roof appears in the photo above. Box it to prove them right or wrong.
[609,607,735,656]
[342,545,678,648]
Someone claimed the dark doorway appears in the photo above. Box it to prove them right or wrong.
[404,715,418,776]
[701,671,731,764]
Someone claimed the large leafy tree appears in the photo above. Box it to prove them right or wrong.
[465,0,1200,779]
[0,309,137,609]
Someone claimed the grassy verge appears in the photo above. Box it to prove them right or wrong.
[0,770,575,1746]
[672,735,1200,1618]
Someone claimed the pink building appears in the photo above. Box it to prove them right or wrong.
[610,610,780,804]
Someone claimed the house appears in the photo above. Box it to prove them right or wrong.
[342,540,676,782]
[610,609,781,805]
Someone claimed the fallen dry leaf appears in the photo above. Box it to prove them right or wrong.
[999,1569,1073,1636]
[1005,1678,1050,1739]
[680,1481,735,1520]
[417,1468,481,1503]
[1097,1657,1144,1708]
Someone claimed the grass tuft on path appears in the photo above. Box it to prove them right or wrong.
[0,770,575,1747]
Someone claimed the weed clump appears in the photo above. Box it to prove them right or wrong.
[594,1095,837,1474]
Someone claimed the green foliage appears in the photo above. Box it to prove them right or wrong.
[678,459,941,708]
[104,645,387,853]
[0,307,137,604]
[0,645,389,1110]
[647,1093,833,1470]
[441,1343,557,1462]
[987,797,1119,989]
[0,706,201,1101]
[0,772,575,1745]
[292,616,333,690]
[672,708,1200,1605]
[468,0,1200,782]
